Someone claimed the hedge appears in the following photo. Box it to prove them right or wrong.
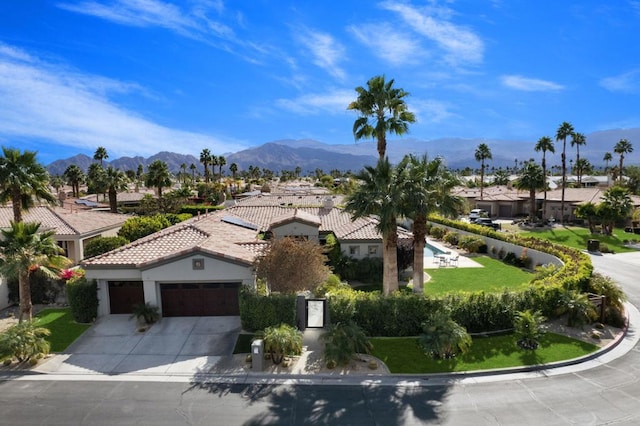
[239,291,296,331]
[66,276,98,323]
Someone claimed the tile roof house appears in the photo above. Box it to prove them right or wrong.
[82,192,413,318]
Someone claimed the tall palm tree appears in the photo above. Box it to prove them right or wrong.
[599,186,633,235]
[145,160,172,197]
[398,155,462,293]
[0,147,57,222]
[63,164,85,198]
[603,152,613,173]
[179,163,188,184]
[348,75,416,159]
[189,163,197,182]
[210,155,219,181]
[345,158,402,295]
[614,139,634,185]
[86,163,106,201]
[534,136,554,220]
[515,162,545,222]
[104,166,129,213]
[474,143,492,199]
[217,155,226,181]
[93,146,109,167]
[229,162,238,179]
[571,132,586,185]
[200,149,212,183]
[0,221,70,321]
[556,121,574,224]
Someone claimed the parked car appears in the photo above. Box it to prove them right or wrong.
[474,217,500,230]
[469,209,488,221]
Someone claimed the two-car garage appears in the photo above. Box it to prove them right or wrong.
[108,281,240,317]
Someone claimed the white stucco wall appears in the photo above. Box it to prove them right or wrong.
[271,222,319,242]
[0,276,9,310]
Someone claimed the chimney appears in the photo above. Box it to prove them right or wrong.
[323,197,334,210]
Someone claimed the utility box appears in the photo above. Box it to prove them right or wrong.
[251,339,264,371]
[587,239,600,252]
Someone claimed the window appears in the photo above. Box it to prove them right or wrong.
[349,246,360,256]
[368,246,378,256]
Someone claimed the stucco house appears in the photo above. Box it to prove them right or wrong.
[82,192,412,318]
[0,205,128,310]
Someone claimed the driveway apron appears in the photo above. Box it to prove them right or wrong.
[37,315,241,375]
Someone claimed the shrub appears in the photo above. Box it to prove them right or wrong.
[83,236,129,258]
[132,303,160,325]
[315,274,351,298]
[179,205,224,216]
[322,322,372,367]
[588,273,627,327]
[0,321,51,363]
[459,235,484,253]
[117,215,171,242]
[419,310,472,359]
[66,274,98,323]
[164,213,193,225]
[443,231,459,246]
[556,289,597,327]
[514,310,545,350]
[259,323,302,365]
[429,226,447,240]
[239,291,296,331]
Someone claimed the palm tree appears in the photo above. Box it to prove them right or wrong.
[345,158,402,295]
[515,162,545,222]
[348,75,416,159]
[200,149,212,183]
[0,147,57,223]
[145,160,172,197]
[603,152,613,173]
[179,163,188,184]
[571,132,587,185]
[217,155,226,181]
[104,166,129,213]
[556,122,574,224]
[614,139,634,185]
[63,164,85,198]
[210,155,219,181]
[189,163,197,182]
[86,163,106,201]
[93,146,109,167]
[534,136,554,220]
[474,143,492,199]
[0,221,70,321]
[229,162,238,179]
[398,154,462,293]
[599,186,633,235]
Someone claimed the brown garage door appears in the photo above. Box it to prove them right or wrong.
[160,282,240,317]
[109,281,144,314]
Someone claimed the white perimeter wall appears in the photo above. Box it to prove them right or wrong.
[0,276,8,310]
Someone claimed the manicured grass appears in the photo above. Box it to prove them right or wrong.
[424,256,533,296]
[234,333,255,354]
[34,308,91,353]
[520,226,638,253]
[370,333,598,374]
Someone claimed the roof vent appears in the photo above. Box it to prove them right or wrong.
[323,197,334,210]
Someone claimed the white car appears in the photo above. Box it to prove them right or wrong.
[469,209,488,221]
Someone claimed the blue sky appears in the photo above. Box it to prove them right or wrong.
[1,1,640,165]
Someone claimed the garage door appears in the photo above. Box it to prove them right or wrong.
[109,281,144,314]
[160,282,240,317]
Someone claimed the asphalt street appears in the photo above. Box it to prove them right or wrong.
[0,251,638,425]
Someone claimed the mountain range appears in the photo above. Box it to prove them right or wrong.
[46,127,640,176]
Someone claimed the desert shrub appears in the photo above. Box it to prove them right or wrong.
[322,322,372,366]
[429,226,447,240]
[117,215,171,242]
[132,303,160,325]
[459,235,484,253]
[556,289,597,327]
[84,236,129,258]
[0,321,51,363]
[419,310,472,359]
[443,231,459,246]
[66,274,98,323]
[239,291,296,331]
[259,323,302,365]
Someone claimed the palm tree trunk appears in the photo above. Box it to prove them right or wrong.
[412,215,427,294]
[382,227,399,296]
[109,189,118,213]
[542,156,547,221]
[530,189,536,221]
[18,270,32,322]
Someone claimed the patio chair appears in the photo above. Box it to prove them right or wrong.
[448,255,459,267]
[438,256,448,267]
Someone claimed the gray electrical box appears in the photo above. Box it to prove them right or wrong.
[251,339,264,371]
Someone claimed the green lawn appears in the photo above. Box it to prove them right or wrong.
[424,256,533,296]
[371,333,598,374]
[520,226,638,253]
[34,308,92,353]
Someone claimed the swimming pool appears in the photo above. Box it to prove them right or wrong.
[424,241,447,258]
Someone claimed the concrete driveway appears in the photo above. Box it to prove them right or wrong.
[37,315,241,375]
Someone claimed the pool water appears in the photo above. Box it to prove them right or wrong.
[424,241,447,258]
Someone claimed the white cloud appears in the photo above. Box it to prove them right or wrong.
[380,1,484,66]
[295,28,346,80]
[600,69,640,93]
[0,43,245,158]
[411,99,457,123]
[348,23,423,66]
[501,75,564,92]
[275,89,354,115]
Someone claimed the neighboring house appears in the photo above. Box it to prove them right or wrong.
[82,191,413,317]
[543,188,640,222]
[0,205,128,310]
